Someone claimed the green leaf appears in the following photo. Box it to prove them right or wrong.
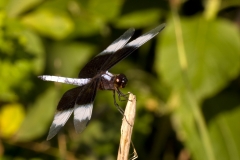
[73,16,103,37]
[0,0,8,9]
[210,110,240,160]
[115,9,161,28]
[70,0,124,37]
[20,29,45,74]
[168,91,208,160]
[14,88,58,141]
[86,0,123,21]
[205,93,240,160]
[21,9,74,40]
[6,0,43,17]
[156,16,240,101]
[156,15,240,160]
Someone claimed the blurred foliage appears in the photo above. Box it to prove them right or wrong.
[0,0,240,160]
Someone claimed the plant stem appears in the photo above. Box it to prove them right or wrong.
[117,93,137,160]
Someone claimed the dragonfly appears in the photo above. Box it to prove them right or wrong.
[38,23,165,140]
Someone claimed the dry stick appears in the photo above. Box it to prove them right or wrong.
[117,93,137,160]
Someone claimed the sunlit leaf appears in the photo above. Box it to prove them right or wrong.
[156,16,240,101]
[156,15,240,160]
[73,16,103,37]
[6,0,43,17]
[0,0,8,8]
[0,103,25,138]
[21,9,74,40]
[87,0,123,21]
[69,0,124,37]
[20,29,45,74]
[115,9,161,28]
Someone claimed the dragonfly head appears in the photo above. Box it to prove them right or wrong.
[114,74,128,88]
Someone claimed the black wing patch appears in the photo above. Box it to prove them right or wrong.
[57,86,83,111]
[101,24,166,71]
[47,86,83,140]
[78,28,135,78]
[73,78,100,133]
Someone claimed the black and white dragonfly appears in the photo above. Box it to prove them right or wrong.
[38,24,165,140]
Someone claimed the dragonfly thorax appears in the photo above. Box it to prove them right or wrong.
[99,72,128,90]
